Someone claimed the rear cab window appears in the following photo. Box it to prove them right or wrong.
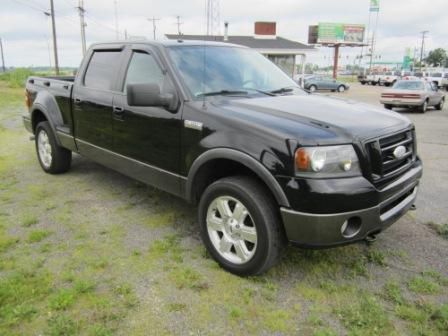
[83,50,122,90]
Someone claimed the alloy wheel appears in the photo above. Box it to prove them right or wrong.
[206,196,258,264]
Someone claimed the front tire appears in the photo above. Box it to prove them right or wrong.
[337,85,345,92]
[384,104,393,110]
[198,176,286,276]
[35,121,72,174]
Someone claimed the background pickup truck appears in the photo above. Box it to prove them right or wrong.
[24,40,422,276]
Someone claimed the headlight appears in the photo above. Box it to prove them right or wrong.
[295,145,361,177]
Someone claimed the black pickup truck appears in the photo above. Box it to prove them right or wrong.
[23,40,422,275]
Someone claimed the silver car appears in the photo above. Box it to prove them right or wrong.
[380,80,445,113]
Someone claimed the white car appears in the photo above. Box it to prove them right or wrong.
[380,80,445,113]
[380,71,401,87]
[426,71,448,89]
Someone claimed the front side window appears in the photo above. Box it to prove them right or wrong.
[84,51,122,90]
[124,52,164,90]
[168,46,301,98]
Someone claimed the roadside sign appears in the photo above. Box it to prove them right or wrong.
[317,23,365,45]
[370,0,380,12]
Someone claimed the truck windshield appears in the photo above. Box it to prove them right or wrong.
[168,45,302,98]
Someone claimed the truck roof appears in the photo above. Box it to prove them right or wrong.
[89,39,247,49]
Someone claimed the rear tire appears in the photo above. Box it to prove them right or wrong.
[419,100,428,113]
[384,104,393,110]
[309,85,317,93]
[198,176,286,276]
[35,121,72,174]
[435,98,445,111]
[337,85,345,92]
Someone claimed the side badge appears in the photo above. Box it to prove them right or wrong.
[184,120,203,131]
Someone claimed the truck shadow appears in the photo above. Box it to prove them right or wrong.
[66,153,384,280]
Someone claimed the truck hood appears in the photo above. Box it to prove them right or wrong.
[216,94,412,143]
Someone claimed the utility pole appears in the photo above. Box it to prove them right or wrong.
[175,15,183,35]
[77,0,87,56]
[114,0,119,39]
[0,38,5,73]
[49,0,59,75]
[147,17,161,40]
[419,30,429,70]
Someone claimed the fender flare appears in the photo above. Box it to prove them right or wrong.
[186,148,290,207]
[30,91,65,145]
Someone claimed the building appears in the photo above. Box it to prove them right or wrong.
[166,22,315,78]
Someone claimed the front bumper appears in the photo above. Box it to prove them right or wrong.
[280,161,422,248]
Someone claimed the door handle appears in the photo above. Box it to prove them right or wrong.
[74,98,82,105]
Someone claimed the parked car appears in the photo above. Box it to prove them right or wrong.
[380,80,445,112]
[402,71,419,81]
[379,71,401,87]
[426,71,448,89]
[303,75,349,92]
[360,72,382,85]
[294,74,314,87]
[23,40,422,275]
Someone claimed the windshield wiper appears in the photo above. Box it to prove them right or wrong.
[196,90,248,97]
[269,86,296,94]
[243,88,276,96]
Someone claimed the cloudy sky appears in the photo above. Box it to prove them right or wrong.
[1,0,446,68]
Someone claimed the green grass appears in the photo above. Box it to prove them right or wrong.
[408,276,440,294]
[427,222,448,239]
[27,229,52,243]
[21,214,39,227]
[0,68,35,88]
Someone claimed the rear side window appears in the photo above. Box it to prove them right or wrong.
[84,51,122,90]
[124,52,164,90]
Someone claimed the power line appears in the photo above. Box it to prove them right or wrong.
[76,0,87,56]
[49,0,60,74]
[419,30,429,70]
[147,17,161,40]
[114,0,119,39]
[0,38,6,72]
[175,15,183,35]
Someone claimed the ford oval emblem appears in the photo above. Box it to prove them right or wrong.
[393,145,407,159]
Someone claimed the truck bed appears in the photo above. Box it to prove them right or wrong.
[26,76,75,134]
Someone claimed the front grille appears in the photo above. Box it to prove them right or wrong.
[366,130,416,186]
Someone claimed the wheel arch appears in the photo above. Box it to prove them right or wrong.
[185,148,290,208]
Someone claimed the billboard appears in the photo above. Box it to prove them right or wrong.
[317,23,365,45]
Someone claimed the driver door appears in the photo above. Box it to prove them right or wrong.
[112,46,182,189]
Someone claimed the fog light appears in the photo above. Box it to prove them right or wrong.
[341,217,362,238]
